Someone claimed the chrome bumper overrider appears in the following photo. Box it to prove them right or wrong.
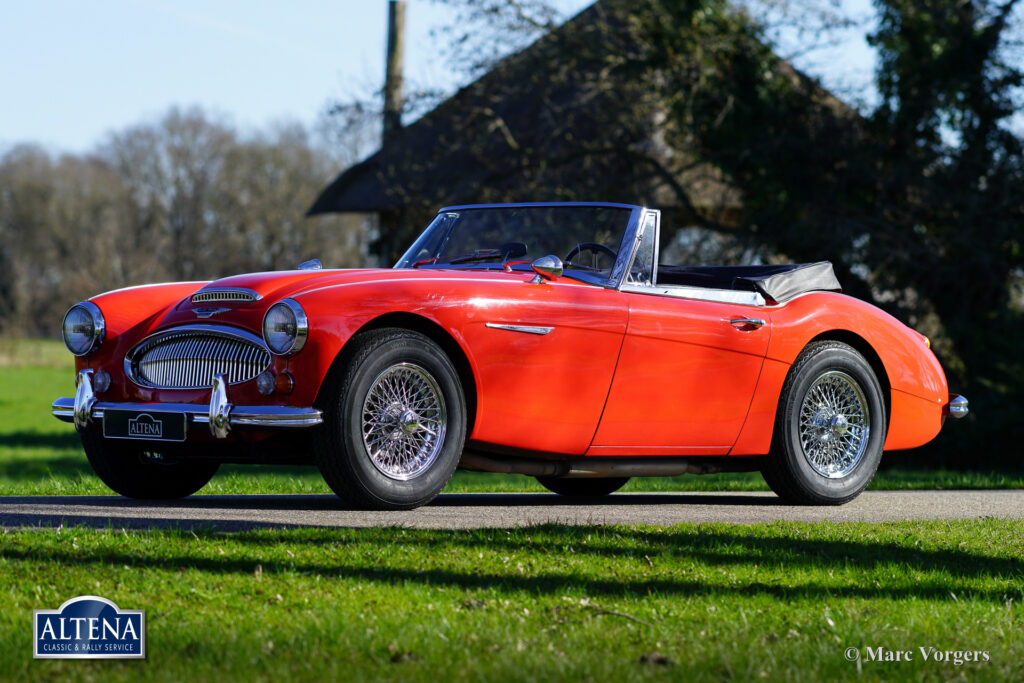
[51,369,323,439]
[947,394,969,419]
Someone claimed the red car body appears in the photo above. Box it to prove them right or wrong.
[53,203,965,506]
[69,268,948,454]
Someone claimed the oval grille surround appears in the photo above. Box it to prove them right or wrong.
[132,332,271,389]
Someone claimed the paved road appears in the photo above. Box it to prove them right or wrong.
[0,490,1020,531]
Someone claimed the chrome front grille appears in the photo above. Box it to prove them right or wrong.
[126,327,270,389]
[191,288,260,304]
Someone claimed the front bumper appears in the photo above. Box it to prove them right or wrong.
[52,369,323,439]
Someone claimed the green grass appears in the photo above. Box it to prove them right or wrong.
[3,339,1023,681]
[2,520,1021,681]
[2,338,1023,497]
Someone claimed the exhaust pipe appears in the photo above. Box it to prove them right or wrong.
[459,451,757,478]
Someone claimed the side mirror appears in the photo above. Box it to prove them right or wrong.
[530,255,563,283]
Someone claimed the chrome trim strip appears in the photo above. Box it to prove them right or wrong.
[485,323,554,335]
[607,206,646,290]
[52,398,322,429]
[190,287,262,303]
[438,201,643,212]
[620,283,766,306]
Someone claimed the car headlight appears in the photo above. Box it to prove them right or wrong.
[262,299,308,355]
[62,301,105,356]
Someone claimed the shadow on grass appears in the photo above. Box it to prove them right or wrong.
[0,430,80,451]
[0,455,92,480]
[0,525,1020,604]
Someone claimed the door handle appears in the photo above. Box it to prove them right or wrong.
[729,318,765,329]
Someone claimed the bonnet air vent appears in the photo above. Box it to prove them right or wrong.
[190,288,262,304]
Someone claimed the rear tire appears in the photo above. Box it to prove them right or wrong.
[760,341,885,505]
[313,328,467,510]
[80,428,219,499]
[536,477,630,497]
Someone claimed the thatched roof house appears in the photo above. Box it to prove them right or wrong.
[308,0,861,262]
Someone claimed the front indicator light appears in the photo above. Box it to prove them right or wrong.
[275,372,295,395]
[256,371,275,395]
[92,370,111,393]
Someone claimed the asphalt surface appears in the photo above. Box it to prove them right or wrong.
[0,490,1020,531]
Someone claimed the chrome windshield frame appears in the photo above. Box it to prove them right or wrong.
[409,202,647,288]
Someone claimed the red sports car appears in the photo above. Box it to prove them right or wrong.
[52,202,967,509]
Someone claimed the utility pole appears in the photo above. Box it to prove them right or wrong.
[383,0,406,144]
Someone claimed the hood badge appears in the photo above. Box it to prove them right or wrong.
[193,307,230,319]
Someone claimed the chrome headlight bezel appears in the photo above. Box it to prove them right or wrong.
[262,298,308,356]
[62,301,105,357]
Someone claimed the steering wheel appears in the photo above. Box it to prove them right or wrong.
[565,242,618,265]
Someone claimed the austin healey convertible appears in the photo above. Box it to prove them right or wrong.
[52,202,967,508]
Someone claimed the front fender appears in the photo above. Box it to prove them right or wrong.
[75,282,209,373]
[732,292,948,454]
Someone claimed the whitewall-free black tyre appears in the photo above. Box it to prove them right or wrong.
[80,428,219,499]
[314,328,467,510]
[760,341,885,505]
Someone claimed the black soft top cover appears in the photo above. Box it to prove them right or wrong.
[656,261,841,303]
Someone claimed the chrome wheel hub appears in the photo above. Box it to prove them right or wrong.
[361,363,447,480]
[799,371,870,478]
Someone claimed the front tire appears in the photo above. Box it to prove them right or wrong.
[80,428,219,499]
[760,341,885,505]
[536,477,630,497]
[314,328,467,510]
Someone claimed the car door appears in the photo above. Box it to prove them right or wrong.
[590,289,771,454]
[459,279,629,455]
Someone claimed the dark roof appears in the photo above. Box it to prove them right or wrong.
[308,0,855,217]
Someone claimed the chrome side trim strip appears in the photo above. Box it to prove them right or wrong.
[485,323,554,335]
[620,283,766,307]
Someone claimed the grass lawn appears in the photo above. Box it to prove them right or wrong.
[2,339,1022,497]
[2,520,1022,681]
[2,338,1022,681]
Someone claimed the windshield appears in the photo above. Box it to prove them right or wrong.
[394,205,634,285]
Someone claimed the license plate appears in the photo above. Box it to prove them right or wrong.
[103,410,187,442]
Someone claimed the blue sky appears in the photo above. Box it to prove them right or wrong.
[0,0,876,155]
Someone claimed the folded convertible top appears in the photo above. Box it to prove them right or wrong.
[656,261,842,303]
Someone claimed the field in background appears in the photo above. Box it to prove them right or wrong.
[2,338,1022,497]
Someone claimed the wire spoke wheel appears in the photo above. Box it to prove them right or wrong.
[798,370,871,478]
[361,362,448,480]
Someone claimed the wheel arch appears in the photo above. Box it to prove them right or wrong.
[314,311,479,435]
[806,329,892,432]
[732,327,893,456]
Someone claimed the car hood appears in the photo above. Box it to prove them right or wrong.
[155,267,538,330]
[194,268,387,301]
